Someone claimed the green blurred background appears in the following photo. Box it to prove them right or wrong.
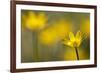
[21,10,90,63]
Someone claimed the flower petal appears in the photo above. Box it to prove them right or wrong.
[76,31,82,47]
[69,32,75,42]
[67,41,74,47]
[76,31,81,39]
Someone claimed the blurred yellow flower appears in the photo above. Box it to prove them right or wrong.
[22,11,47,31]
[39,20,72,45]
[63,31,82,48]
[53,20,72,39]
[39,28,58,45]
[81,19,90,37]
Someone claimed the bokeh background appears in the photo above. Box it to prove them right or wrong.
[21,10,90,63]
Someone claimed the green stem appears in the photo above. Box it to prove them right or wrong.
[33,32,39,62]
[75,47,79,60]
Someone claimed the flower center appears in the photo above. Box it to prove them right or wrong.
[73,41,78,48]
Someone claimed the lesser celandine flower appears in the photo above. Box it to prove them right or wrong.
[63,31,82,48]
[22,11,47,31]
[63,31,82,60]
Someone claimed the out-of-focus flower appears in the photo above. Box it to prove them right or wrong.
[53,20,72,39]
[39,20,72,45]
[80,19,90,37]
[22,11,47,31]
[39,28,58,45]
[63,31,82,48]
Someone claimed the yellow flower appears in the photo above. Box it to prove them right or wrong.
[63,31,82,48]
[53,20,72,39]
[39,20,72,45]
[22,11,47,31]
[39,28,58,45]
[80,19,90,37]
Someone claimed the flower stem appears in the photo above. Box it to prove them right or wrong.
[75,47,79,60]
[33,32,39,62]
